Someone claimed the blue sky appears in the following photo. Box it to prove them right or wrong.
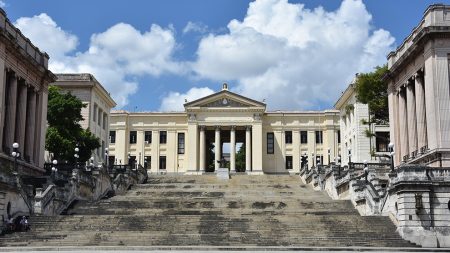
[2,0,443,111]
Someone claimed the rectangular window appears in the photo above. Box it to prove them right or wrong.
[267,132,274,154]
[315,155,323,165]
[93,104,97,122]
[145,131,152,144]
[144,156,151,169]
[337,130,341,144]
[300,131,308,144]
[160,131,167,144]
[98,109,102,126]
[178,133,185,154]
[108,155,115,166]
[315,131,323,144]
[285,131,292,144]
[376,132,390,152]
[109,131,116,144]
[101,140,105,160]
[285,156,293,170]
[159,156,166,170]
[129,131,137,144]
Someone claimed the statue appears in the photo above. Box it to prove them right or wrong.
[217,157,227,168]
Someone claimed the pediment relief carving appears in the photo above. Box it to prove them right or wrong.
[201,97,250,108]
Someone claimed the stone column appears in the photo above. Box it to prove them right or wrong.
[398,87,409,161]
[406,80,418,158]
[0,63,6,152]
[245,126,252,172]
[230,126,236,172]
[25,89,37,162]
[199,126,205,172]
[214,126,221,171]
[16,80,28,157]
[414,72,427,153]
[4,72,17,152]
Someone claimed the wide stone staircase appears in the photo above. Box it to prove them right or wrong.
[0,175,417,248]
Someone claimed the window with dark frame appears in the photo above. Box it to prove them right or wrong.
[300,131,308,144]
[285,131,292,144]
[129,131,137,144]
[376,132,390,152]
[285,156,293,170]
[144,156,151,169]
[178,133,185,154]
[315,131,323,144]
[159,156,166,170]
[109,131,116,144]
[145,131,152,143]
[160,131,167,144]
[267,132,274,154]
[337,130,341,144]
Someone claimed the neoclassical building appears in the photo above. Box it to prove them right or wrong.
[51,73,116,164]
[109,84,340,174]
[386,4,450,167]
[0,8,55,175]
[335,76,390,166]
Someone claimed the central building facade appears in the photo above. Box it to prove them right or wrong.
[109,84,340,174]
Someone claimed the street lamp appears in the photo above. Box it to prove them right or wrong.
[74,145,80,169]
[105,148,109,168]
[311,152,315,168]
[389,142,395,172]
[11,143,20,171]
[363,160,368,182]
[348,148,352,169]
[88,157,94,171]
[327,148,331,166]
[51,159,58,178]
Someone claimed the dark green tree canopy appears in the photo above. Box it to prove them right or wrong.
[354,65,389,125]
[46,86,100,163]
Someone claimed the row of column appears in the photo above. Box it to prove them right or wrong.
[0,69,43,166]
[397,71,428,162]
[198,126,251,172]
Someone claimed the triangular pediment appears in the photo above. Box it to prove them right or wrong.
[184,90,266,109]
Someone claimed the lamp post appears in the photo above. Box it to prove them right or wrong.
[88,157,94,171]
[363,160,368,182]
[51,159,58,179]
[311,152,315,168]
[389,142,395,172]
[327,148,331,166]
[105,148,109,168]
[11,143,20,171]
[337,155,341,176]
[128,152,131,168]
[74,145,80,169]
[348,148,352,169]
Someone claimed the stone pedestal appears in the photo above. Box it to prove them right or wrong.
[216,168,230,180]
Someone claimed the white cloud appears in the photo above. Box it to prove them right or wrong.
[160,87,214,111]
[183,21,208,34]
[15,14,184,108]
[191,0,395,110]
[0,1,6,8]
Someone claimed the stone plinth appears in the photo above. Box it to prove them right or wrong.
[216,168,230,180]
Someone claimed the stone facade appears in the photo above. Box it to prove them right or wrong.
[109,84,340,174]
[51,73,116,164]
[387,4,450,167]
[0,8,55,175]
[335,78,390,165]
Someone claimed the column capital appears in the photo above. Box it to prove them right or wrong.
[246,125,252,131]
[230,125,236,131]
[215,125,221,131]
[199,125,206,131]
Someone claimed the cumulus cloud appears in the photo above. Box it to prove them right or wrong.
[15,14,183,108]
[191,0,395,110]
[0,1,6,8]
[183,21,208,34]
[160,87,214,111]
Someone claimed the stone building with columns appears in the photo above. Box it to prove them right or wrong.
[387,4,450,167]
[335,77,390,166]
[50,73,116,164]
[109,84,340,174]
[0,8,55,176]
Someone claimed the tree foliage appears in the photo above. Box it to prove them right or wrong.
[235,145,246,172]
[46,86,100,163]
[354,65,389,125]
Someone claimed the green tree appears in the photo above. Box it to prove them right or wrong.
[235,145,245,172]
[46,86,100,163]
[354,65,389,125]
